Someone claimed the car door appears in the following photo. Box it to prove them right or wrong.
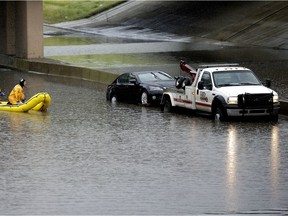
[115,73,130,101]
[126,73,140,103]
[195,71,215,113]
[116,73,139,103]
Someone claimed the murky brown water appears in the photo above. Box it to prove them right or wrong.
[0,68,288,214]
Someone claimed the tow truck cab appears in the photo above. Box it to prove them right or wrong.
[161,63,280,121]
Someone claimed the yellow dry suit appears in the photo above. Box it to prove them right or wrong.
[8,84,25,105]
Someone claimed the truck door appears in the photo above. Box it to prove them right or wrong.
[195,71,214,113]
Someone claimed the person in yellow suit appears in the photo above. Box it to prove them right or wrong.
[8,79,26,105]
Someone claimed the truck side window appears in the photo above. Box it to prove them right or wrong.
[200,72,212,90]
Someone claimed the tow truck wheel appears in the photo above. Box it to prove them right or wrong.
[270,114,278,122]
[163,97,173,112]
[214,106,227,121]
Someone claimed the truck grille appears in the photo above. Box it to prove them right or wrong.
[238,93,273,108]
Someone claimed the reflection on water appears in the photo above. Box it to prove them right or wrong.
[2,111,50,137]
[47,53,178,72]
[1,69,288,214]
[271,126,279,206]
[224,124,284,213]
[226,125,238,212]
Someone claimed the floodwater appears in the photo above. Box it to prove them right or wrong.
[0,68,288,215]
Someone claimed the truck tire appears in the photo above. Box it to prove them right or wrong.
[182,77,192,88]
[175,76,185,89]
[270,114,278,122]
[162,96,173,112]
[214,106,228,121]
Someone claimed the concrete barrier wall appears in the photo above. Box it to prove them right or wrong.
[0,54,119,85]
[1,54,288,116]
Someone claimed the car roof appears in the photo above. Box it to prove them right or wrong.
[130,71,167,75]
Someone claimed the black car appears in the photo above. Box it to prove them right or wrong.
[106,71,175,105]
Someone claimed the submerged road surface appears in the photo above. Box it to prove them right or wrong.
[0,68,288,215]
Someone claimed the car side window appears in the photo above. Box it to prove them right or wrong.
[200,72,212,90]
[117,73,129,84]
[128,74,136,82]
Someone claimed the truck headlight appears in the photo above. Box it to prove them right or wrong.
[227,96,238,105]
[273,95,279,103]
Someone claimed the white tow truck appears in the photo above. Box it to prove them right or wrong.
[160,61,280,121]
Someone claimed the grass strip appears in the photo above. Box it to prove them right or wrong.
[43,0,125,24]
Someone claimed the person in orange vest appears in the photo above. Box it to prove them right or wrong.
[8,79,26,105]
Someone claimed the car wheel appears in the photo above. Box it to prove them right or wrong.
[140,91,149,105]
[214,106,227,121]
[110,93,117,103]
[111,95,117,103]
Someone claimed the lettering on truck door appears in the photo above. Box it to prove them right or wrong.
[195,71,214,112]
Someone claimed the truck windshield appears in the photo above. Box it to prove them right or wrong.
[213,70,261,87]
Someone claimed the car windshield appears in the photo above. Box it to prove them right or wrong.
[138,71,173,82]
[213,70,261,87]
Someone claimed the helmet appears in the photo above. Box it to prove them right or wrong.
[20,79,26,87]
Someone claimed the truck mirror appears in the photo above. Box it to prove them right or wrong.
[198,81,204,90]
[265,79,271,88]
[207,84,213,90]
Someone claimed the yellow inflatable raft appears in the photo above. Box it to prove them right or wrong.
[0,92,51,112]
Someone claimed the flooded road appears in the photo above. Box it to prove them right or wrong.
[2,1,288,213]
[0,68,288,215]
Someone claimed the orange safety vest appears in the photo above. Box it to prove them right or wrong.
[8,84,25,105]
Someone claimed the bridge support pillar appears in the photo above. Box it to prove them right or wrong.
[0,1,43,59]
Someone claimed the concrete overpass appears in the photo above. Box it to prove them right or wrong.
[1,1,288,59]
[0,1,43,59]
